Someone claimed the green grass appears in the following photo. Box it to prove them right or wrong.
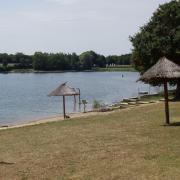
[1,102,180,179]
[10,69,34,73]
[140,91,175,101]
[95,66,136,72]
[0,65,136,73]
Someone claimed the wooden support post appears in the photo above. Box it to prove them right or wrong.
[75,88,81,111]
[73,95,76,111]
[164,80,170,124]
[63,95,66,119]
[78,88,81,103]
[74,95,76,104]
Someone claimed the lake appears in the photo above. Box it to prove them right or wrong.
[0,72,160,125]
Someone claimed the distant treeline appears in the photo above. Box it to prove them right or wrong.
[0,51,132,72]
[0,53,32,72]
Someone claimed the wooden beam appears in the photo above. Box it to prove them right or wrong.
[164,80,170,124]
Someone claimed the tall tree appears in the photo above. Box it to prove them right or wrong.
[79,51,97,70]
[14,52,32,68]
[33,52,48,70]
[95,55,106,67]
[0,53,10,70]
[130,0,180,98]
[70,53,80,70]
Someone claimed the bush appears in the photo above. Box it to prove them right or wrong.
[93,100,104,109]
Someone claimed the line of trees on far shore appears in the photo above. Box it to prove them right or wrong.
[0,51,132,72]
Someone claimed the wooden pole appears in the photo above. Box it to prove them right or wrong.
[73,95,76,111]
[78,88,81,103]
[164,80,170,124]
[63,95,66,119]
[74,95,76,104]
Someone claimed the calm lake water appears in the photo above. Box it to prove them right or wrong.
[0,72,160,125]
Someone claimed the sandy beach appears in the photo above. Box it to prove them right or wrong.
[0,110,112,130]
[0,101,160,130]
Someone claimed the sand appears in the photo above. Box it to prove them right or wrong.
[0,101,160,130]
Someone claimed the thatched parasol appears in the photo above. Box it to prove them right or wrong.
[139,57,180,124]
[48,82,80,119]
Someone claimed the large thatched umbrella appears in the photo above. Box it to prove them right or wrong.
[48,82,80,119]
[139,57,180,124]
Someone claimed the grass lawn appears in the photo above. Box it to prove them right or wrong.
[1,102,180,179]
[140,91,175,101]
[95,66,136,72]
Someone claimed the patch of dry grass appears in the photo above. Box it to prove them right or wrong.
[1,102,180,180]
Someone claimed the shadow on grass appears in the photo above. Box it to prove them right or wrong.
[169,122,180,126]
[162,122,180,127]
[170,99,180,102]
[0,161,15,166]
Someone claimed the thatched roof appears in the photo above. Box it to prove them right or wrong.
[48,82,79,96]
[139,57,180,83]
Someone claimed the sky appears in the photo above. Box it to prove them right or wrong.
[0,0,171,56]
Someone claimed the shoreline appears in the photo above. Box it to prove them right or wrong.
[0,101,160,131]
[0,66,136,74]
[0,111,108,130]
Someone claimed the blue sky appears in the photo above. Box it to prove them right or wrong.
[0,0,170,55]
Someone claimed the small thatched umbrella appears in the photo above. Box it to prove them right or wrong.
[48,82,80,119]
[139,57,180,124]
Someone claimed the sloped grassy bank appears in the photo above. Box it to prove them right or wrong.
[94,91,175,112]
[0,99,180,179]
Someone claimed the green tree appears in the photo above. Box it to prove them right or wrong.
[70,53,80,70]
[106,55,117,65]
[117,54,132,65]
[0,53,10,70]
[14,52,32,68]
[130,0,180,98]
[81,99,88,113]
[79,51,97,70]
[95,55,106,67]
[33,52,48,70]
